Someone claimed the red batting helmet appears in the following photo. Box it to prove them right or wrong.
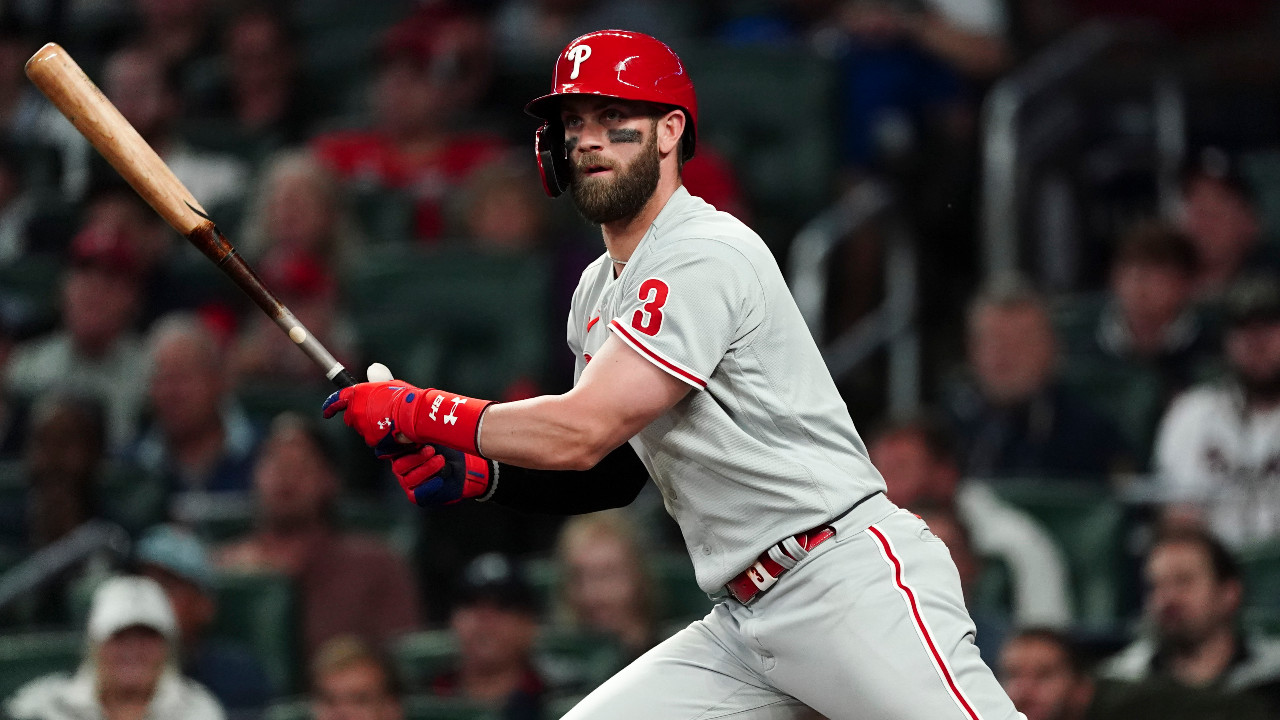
[525,30,698,197]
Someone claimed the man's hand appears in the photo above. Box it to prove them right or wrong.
[391,444,495,506]
[322,381,493,456]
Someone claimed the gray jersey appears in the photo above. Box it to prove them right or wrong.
[567,186,886,592]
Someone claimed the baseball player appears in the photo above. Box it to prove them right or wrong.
[324,30,1024,720]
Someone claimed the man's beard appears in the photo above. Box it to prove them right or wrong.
[569,134,661,225]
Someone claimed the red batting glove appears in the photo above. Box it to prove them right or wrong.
[391,444,495,506]
[321,381,494,456]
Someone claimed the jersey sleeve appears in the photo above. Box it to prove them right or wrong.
[608,238,762,389]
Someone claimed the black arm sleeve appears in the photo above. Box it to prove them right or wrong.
[487,443,649,515]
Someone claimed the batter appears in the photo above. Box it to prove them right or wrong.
[325,30,1024,720]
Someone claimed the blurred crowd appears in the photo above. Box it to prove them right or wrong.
[0,0,1278,718]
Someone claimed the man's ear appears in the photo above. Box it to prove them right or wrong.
[658,109,685,157]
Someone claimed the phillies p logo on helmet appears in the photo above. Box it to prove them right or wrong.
[567,44,592,80]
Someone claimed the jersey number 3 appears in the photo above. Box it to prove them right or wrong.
[631,278,669,337]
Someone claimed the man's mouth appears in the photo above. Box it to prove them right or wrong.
[581,163,613,176]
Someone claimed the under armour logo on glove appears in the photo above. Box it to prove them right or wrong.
[377,418,392,430]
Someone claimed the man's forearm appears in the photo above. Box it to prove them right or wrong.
[478,394,620,470]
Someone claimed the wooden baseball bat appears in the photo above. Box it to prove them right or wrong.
[25,42,358,388]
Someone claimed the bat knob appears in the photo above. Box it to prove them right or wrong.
[366,362,394,383]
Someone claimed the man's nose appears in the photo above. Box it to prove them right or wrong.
[575,123,606,151]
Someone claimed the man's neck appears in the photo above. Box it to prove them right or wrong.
[600,179,680,270]
[1166,627,1239,687]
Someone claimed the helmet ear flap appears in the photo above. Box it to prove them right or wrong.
[534,124,571,198]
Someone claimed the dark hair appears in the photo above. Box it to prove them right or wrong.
[1006,627,1087,676]
[1150,526,1242,586]
[1113,221,1198,276]
[867,413,964,470]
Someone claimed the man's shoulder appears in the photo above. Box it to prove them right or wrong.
[6,673,77,717]
[1098,637,1157,681]
[1163,383,1239,423]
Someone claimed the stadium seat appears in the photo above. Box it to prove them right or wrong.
[403,696,501,720]
[677,44,839,242]
[340,245,553,399]
[1236,537,1280,611]
[1057,357,1166,466]
[263,698,310,720]
[988,480,1127,629]
[0,631,82,701]
[393,627,624,696]
[534,627,625,694]
[210,572,300,694]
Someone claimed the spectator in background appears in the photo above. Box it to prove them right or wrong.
[944,275,1132,480]
[239,150,365,269]
[456,161,551,254]
[101,45,248,213]
[78,182,213,328]
[826,0,1011,170]
[913,502,1009,665]
[1099,527,1280,715]
[131,0,219,90]
[312,15,508,242]
[215,412,421,659]
[132,313,259,496]
[430,553,545,720]
[1178,148,1274,300]
[188,6,316,153]
[311,636,405,720]
[5,575,225,720]
[230,251,358,389]
[1093,222,1219,387]
[135,524,274,715]
[555,511,660,661]
[0,21,93,201]
[998,628,1094,720]
[0,393,130,626]
[4,224,147,450]
[867,416,1073,627]
[1154,274,1280,547]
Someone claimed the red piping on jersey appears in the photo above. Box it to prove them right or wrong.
[587,316,601,332]
[609,320,707,388]
[866,524,984,720]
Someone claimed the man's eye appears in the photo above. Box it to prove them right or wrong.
[564,117,581,128]
[603,110,621,121]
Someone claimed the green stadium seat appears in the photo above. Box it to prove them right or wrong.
[988,480,1126,629]
[263,698,310,720]
[210,572,300,694]
[403,696,501,720]
[393,627,624,696]
[677,44,839,242]
[534,627,625,694]
[1057,358,1165,466]
[393,630,459,688]
[340,245,553,398]
[0,631,82,701]
[0,255,62,332]
[545,693,587,718]
[1236,537,1280,611]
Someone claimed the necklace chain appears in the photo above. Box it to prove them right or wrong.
[608,255,628,265]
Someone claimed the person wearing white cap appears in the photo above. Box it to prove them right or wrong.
[5,575,225,720]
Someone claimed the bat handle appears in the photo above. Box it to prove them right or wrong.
[331,369,358,388]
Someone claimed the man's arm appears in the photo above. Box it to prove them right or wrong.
[489,442,650,514]
[479,334,693,470]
